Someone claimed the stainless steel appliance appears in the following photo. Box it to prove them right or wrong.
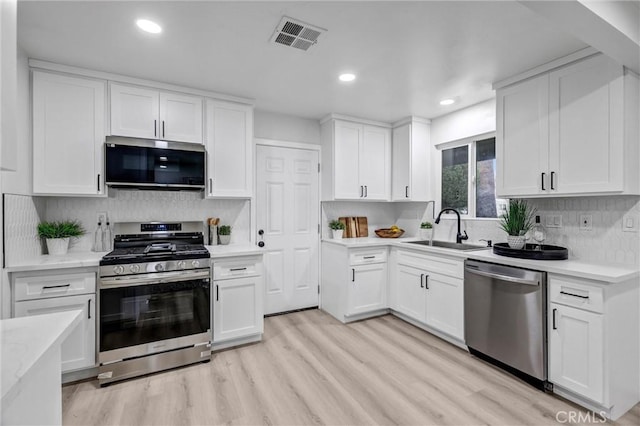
[98,222,211,385]
[464,259,549,390]
[105,137,206,190]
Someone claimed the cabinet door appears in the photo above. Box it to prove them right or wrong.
[348,263,387,316]
[549,303,604,403]
[392,124,411,200]
[496,74,550,197]
[213,276,264,343]
[548,54,624,194]
[160,92,203,144]
[394,263,427,322]
[33,71,106,195]
[424,273,463,340]
[14,294,96,372]
[360,125,391,200]
[333,120,362,199]
[205,99,253,197]
[409,121,431,201]
[110,83,159,139]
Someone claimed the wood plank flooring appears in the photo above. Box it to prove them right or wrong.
[62,309,640,425]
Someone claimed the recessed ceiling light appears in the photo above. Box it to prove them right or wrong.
[439,98,455,106]
[339,73,356,82]
[136,19,162,34]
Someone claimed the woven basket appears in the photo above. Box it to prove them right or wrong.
[375,228,405,238]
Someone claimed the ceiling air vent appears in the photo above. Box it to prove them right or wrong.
[271,16,326,51]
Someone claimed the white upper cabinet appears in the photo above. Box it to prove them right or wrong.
[391,118,431,201]
[110,83,203,144]
[204,99,253,198]
[321,116,391,201]
[496,53,639,197]
[32,70,106,196]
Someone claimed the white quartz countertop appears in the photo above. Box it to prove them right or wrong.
[4,244,265,273]
[1,310,82,403]
[323,237,639,283]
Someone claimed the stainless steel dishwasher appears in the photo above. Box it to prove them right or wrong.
[464,259,549,390]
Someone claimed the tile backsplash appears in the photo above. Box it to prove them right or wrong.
[3,190,251,263]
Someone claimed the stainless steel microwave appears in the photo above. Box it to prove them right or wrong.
[105,137,206,190]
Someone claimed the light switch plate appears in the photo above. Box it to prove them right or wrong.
[546,215,562,228]
[622,214,638,233]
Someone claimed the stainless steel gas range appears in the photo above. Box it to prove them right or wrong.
[97,222,211,385]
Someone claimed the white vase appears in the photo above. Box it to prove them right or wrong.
[507,235,525,250]
[332,229,343,239]
[419,228,433,240]
[219,234,231,245]
[46,237,70,255]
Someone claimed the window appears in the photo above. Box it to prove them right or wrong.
[441,136,507,218]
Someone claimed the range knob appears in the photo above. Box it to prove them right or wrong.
[113,265,125,275]
[155,263,165,272]
[177,260,187,269]
[130,264,140,273]
[191,260,200,268]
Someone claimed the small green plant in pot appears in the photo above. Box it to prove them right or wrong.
[37,220,85,255]
[329,220,345,239]
[419,221,433,240]
[218,225,232,245]
[499,200,534,249]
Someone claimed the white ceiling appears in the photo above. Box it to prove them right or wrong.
[17,1,588,123]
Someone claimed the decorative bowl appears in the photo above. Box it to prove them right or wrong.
[375,228,405,238]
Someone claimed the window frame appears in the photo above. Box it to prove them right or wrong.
[436,131,500,221]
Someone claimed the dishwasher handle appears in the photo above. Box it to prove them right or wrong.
[465,265,540,286]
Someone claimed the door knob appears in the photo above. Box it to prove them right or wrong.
[258,229,265,247]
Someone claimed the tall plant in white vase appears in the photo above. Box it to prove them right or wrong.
[499,200,534,250]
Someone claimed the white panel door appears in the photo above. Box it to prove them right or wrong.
[32,71,105,195]
[424,273,464,340]
[333,120,361,199]
[549,303,604,403]
[205,99,253,197]
[257,145,320,315]
[159,92,203,144]
[110,83,159,139]
[213,276,263,342]
[14,294,95,372]
[348,263,387,316]
[548,54,623,194]
[496,74,550,197]
[392,124,411,200]
[395,263,426,322]
[360,125,391,200]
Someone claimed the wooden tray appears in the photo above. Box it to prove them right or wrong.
[375,228,405,238]
[338,217,368,238]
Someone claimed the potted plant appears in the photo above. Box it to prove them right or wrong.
[499,200,534,249]
[37,220,85,255]
[419,221,433,240]
[218,225,232,245]
[329,220,345,239]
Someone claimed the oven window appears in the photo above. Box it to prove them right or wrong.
[100,279,210,352]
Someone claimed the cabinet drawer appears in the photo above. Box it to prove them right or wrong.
[396,249,463,279]
[213,257,261,280]
[549,275,604,314]
[349,248,387,265]
[14,272,96,302]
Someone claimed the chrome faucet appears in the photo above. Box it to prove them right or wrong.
[434,208,469,244]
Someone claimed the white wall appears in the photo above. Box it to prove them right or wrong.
[430,98,496,146]
[254,109,320,145]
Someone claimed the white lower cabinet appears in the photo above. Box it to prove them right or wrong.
[321,243,388,323]
[547,274,639,420]
[212,256,264,346]
[12,270,97,373]
[390,248,464,342]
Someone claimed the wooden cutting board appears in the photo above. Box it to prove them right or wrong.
[338,217,368,238]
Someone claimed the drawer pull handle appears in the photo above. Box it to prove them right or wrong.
[88,299,92,319]
[352,268,355,282]
[230,267,247,272]
[363,256,376,259]
[425,275,429,289]
[420,274,424,288]
[559,291,589,299]
[216,285,219,301]
[552,308,557,330]
[541,172,546,191]
[42,284,71,290]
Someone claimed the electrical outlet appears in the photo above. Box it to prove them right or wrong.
[579,214,592,231]
[97,212,107,225]
[622,214,638,233]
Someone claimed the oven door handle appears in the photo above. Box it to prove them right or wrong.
[100,270,211,289]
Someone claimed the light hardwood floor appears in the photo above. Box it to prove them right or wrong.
[63,309,640,425]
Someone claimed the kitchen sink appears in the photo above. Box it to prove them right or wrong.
[403,240,488,251]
